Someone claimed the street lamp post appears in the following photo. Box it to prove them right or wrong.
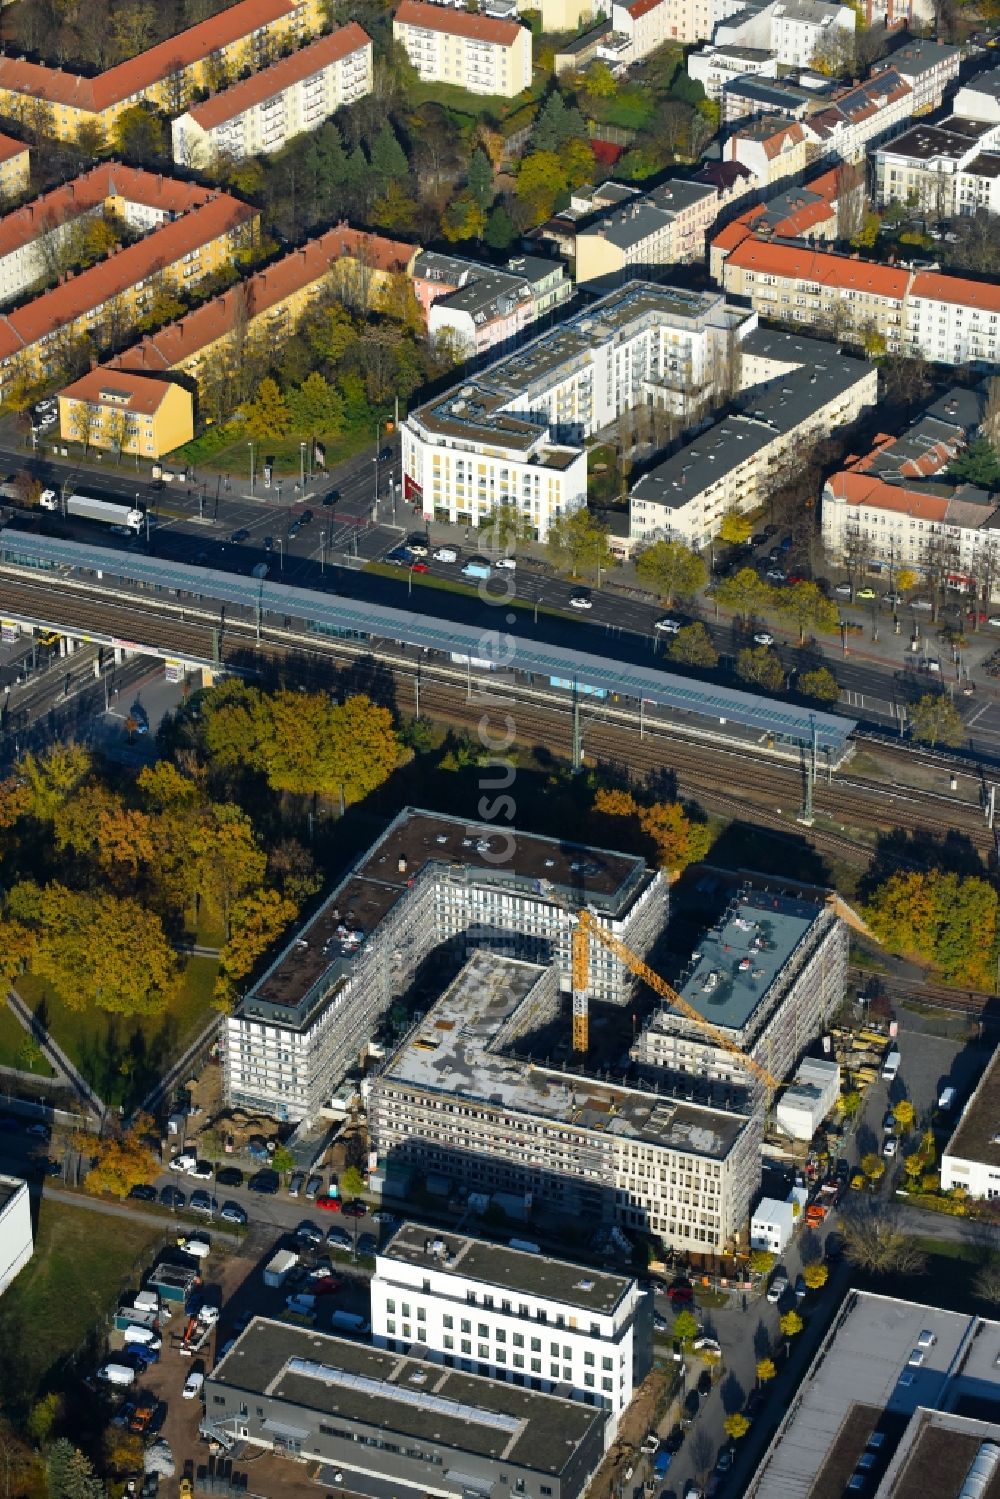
[248,441,255,495]
[320,530,326,575]
[299,441,306,490]
[276,539,284,574]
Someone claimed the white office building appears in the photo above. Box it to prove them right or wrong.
[223,808,667,1122]
[371,1225,649,1442]
[0,1176,32,1294]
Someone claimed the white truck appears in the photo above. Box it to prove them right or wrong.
[40,491,143,532]
[264,1249,298,1288]
[881,1048,901,1082]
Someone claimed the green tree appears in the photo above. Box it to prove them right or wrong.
[466,147,494,210]
[950,436,1000,490]
[515,151,567,222]
[485,202,515,251]
[271,1145,295,1179]
[838,1089,862,1119]
[532,90,569,152]
[287,372,345,435]
[441,193,487,244]
[545,508,610,579]
[865,869,997,988]
[798,667,839,702]
[15,1033,44,1073]
[340,1164,366,1197]
[908,693,964,749]
[584,61,618,97]
[755,1356,776,1385]
[111,105,165,164]
[749,1248,774,1275]
[716,566,773,624]
[778,581,839,643]
[779,1309,803,1349]
[802,1261,828,1291]
[27,1392,62,1446]
[718,510,752,545]
[850,209,881,250]
[669,623,719,669]
[861,1152,886,1183]
[243,377,291,440]
[723,1413,750,1441]
[635,539,707,606]
[672,1308,698,1345]
[736,646,785,693]
[369,123,409,188]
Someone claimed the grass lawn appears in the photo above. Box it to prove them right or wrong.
[15,954,219,1110]
[0,1001,54,1076]
[0,1196,163,1412]
[403,76,540,122]
[169,419,376,479]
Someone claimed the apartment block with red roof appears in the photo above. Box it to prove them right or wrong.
[0,186,257,403]
[719,233,1000,367]
[724,115,814,188]
[0,0,324,144]
[392,0,531,98]
[73,223,415,453]
[171,23,372,169]
[0,136,30,205]
[806,68,914,165]
[610,0,673,62]
[0,163,242,306]
[707,163,860,280]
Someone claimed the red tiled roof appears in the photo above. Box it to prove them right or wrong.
[826,470,950,520]
[0,133,28,164]
[625,0,666,18]
[394,0,522,45]
[0,189,255,363]
[725,237,910,299]
[0,0,302,114]
[60,367,178,413]
[112,222,415,373]
[911,270,1000,314]
[0,163,225,266]
[710,215,759,253]
[186,23,370,130]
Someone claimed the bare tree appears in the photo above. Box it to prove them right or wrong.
[841,1200,927,1275]
[835,163,866,244]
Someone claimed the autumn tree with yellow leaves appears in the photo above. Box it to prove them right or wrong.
[590,786,712,873]
[77,1113,159,1199]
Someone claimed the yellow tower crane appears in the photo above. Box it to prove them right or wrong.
[570,907,780,1092]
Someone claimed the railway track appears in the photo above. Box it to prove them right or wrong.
[1,573,994,865]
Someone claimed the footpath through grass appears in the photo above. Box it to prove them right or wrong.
[169,418,375,478]
[0,1196,163,1412]
[0,1001,54,1076]
[15,954,219,1109]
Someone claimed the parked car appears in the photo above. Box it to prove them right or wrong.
[857,587,877,600]
[188,1161,213,1180]
[230,528,249,543]
[129,1184,157,1202]
[697,1369,712,1397]
[371,1210,396,1226]
[766,1273,789,1304]
[182,1370,205,1401]
[764,568,786,583]
[305,1175,323,1200]
[189,1191,218,1215]
[433,549,457,563]
[296,1221,324,1246]
[219,1202,247,1225]
[169,1153,197,1173]
[216,1167,244,1188]
[357,1233,377,1257]
[794,1274,807,1302]
[655,618,682,634]
[288,1172,305,1198]
[911,598,933,611]
[569,594,593,610]
[667,1280,694,1305]
[834,582,852,596]
[299,509,313,525]
[248,1170,279,1194]
[411,561,429,573]
[340,1199,366,1218]
[327,1227,351,1248]
[316,1194,342,1213]
[883,1136,898,1158]
[407,542,429,556]
[160,1186,185,1209]
[692,1336,721,1354]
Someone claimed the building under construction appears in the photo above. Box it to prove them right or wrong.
[368,950,761,1254]
[630,888,848,1113]
[223,808,667,1122]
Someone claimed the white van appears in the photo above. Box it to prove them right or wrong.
[938,1086,957,1111]
[99,1363,136,1387]
[120,1325,160,1347]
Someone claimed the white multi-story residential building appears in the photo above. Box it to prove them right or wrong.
[630,328,876,548]
[411,251,571,358]
[806,68,914,165]
[688,43,778,101]
[871,37,960,115]
[223,808,668,1122]
[874,116,1000,218]
[609,0,673,62]
[717,234,1000,367]
[0,1177,31,1295]
[403,282,755,539]
[371,1226,649,1441]
[630,887,848,1112]
[171,24,372,166]
[954,65,1000,124]
[368,951,761,1255]
[941,1047,1000,1198]
[392,0,531,98]
[713,0,854,69]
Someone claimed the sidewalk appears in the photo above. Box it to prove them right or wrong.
[6,986,105,1124]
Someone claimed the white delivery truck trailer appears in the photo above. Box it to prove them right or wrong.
[40,491,143,532]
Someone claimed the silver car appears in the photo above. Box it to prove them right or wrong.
[288,1171,305,1197]
[305,1175,323,1200]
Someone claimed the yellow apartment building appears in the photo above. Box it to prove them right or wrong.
[58,370,194,457]
[0,136,30,202]
[0,0,324,145]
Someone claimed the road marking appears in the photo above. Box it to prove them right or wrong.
[966,704,990,726]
